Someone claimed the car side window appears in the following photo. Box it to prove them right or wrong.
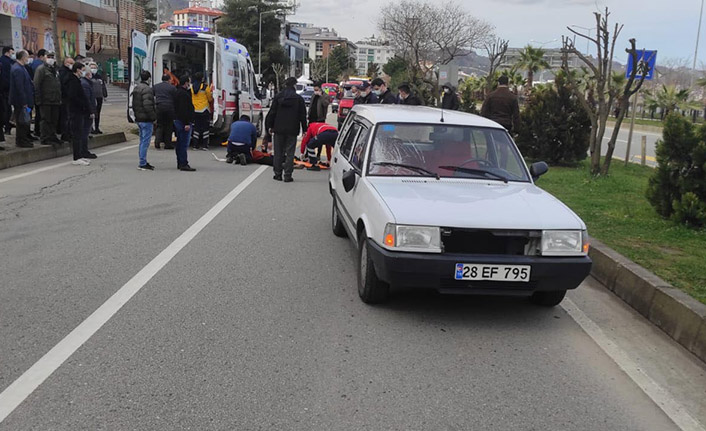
[350,127,371,171]
[340,122,362,159]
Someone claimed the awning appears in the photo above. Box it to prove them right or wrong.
[28,0,117,24]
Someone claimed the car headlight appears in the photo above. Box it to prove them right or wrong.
[541,230,589,256]
[383,224,441,253]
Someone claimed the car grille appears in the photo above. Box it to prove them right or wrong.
[441,228,541,256]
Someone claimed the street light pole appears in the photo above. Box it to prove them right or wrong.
[259,11,262,77]
[693,0,705,87]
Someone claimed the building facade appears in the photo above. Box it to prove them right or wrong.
[172,0,224,29]
[295,25,356,66]
[354,36,394,76]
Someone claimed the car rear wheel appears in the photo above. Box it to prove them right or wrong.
[529,290,567,307]
[332,199,347,238]
[357,230,390,304]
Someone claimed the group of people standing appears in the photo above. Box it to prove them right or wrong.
[130,70,213,171]
[0,46,108,166]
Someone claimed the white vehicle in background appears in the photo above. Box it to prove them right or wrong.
[127,26,265,136]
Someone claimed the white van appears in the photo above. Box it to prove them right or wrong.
[127,27,264,137]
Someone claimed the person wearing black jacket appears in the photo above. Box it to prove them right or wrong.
[397,83,423,106]
[266,76,307,182]
[153,74,177,149]
[66,62,92,165]
[440,82,460,111]
[172,75,196,171]
[371,78,397,104]
[58,57,75,142]
[358,82,379,104]
[1,47,16,136]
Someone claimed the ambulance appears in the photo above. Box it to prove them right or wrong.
[127,26,264,137]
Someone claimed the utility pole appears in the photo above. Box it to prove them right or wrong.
[693,0,705,87]
[116,0,122,62]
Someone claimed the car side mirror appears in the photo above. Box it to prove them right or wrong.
[342,169,357,193]
[529,161,549,181]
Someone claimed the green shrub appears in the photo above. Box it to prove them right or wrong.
[647,114,706,227]
[514,73,590,166]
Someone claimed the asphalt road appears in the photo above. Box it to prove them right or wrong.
[602,125,661,166]
[0,137,704,430]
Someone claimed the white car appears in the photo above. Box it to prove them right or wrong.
[329,105,592,306]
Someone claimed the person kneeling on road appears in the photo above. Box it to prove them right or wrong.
[226,114,257,165]
[301,122,338,171]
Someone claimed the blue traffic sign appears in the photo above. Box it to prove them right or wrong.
[626,50,657,80]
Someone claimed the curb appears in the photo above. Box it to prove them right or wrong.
[589,239,706,363]
[0,132,127,171]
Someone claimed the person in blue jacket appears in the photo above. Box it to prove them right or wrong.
[226,115,258,165]
[9,50,34,148]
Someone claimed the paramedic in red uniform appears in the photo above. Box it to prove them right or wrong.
[300,122,338,171]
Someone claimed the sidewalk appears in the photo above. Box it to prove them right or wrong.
[0,84,130,171]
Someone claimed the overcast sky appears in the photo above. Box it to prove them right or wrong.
[291,0,704,67]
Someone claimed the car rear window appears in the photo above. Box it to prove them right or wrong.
[367,123,530,182]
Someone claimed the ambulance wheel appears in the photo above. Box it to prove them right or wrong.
[332,199,347,238]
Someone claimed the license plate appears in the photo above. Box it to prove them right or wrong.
[454,264,531,282]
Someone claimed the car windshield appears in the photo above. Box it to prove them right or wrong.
[367,123,530,182]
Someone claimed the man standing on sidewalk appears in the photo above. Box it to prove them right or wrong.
[481,75,520,133]
[59,57,75,142]
[153,73,177,150]
[173,75,196,172]
[33,51,62,147]
[66,62,92,166]
[1,47,17,136]
[131,70,157,171]
[266,76,306,183]
[9,50,35,148]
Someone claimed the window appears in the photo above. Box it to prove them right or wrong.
[350,127,371,170]
[316,42,323,51]
[359,48,366,54]
[367,123,530,182]
[239,61,249,92]
[339,121,361,159]
[368,49,375,55]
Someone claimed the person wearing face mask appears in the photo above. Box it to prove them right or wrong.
[358,81,379,104]
[131,70,157,170]
[172,75,196,171]
[30,49,47,138]
[1,47,17,136]
[88,63,107,134]
[440,82,460,111]
[33,51,63,147]
[8,50,35,148]
[371,78,397,104]
[397,83,423,106]
[307,83,329,124]
[65,62,93,165]
[81,69,98,158]
[59,57,75,142]
[351,84,363,105]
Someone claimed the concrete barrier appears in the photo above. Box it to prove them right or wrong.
[0,132,127,171]
[589,239,706,363]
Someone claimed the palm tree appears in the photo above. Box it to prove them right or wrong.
[517,45,550,89]
[500,66,526,94]
[644,85,700,118]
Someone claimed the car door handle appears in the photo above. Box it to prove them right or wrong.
[334,157,338,163]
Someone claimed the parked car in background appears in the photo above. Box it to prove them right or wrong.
[329,104,592,306]
[337,80,367,128]
[301,87,315,106]
[331,95,339,113]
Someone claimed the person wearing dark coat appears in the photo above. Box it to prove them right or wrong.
[9,50,34,148]
[307,83,329,123]
[30,49,47,137]
[58,57,75,142]
[66,62,93,165]
[397,83,423,106]
[153,74,177,149]
[0,46,17,137]
[33,51,62,147]
[481,75,521,132]
[131,70,157,170]
[81,70,98,159]
[265,76,307,182]
[173,75,196,171]
[88,63,107,134]
[371,78,397,104]
[440,82,460,111]
[358,81,379,104]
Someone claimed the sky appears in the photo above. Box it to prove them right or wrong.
[291,0,705,68]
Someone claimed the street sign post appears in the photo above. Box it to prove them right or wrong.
[625,50,657,165]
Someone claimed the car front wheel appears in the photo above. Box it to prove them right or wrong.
[357,230,390,304]
[332,199,346,238]
[529,290,567,307]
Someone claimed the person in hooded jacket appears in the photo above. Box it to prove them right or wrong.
[265,76,307,183]
[440,82,460,110]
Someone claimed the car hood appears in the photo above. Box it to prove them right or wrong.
[367,177,585,230]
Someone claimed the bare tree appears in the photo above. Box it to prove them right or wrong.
[272,63,285,92]
[561,8,651,175]
[484,38,509,95]
[50,0,61,59]
[379,0,494,98]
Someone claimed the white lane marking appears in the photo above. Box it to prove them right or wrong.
[0,165,268,424]
[0,143,138,185]
[562,298,705,431]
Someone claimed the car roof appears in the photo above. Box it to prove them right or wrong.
[350,105,505,129]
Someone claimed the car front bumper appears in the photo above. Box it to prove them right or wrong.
[366,241,592,295]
